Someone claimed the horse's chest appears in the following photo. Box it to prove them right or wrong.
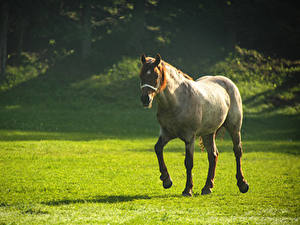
[157,110,195,137]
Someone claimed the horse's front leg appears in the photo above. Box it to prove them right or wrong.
[155,136,172,189]
[201,133,219,195]
[182,138,195,196]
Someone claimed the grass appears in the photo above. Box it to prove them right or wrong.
[0,138,299,224]
[0,53,300,224]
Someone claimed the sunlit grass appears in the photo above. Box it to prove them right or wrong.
[0,135,299,224]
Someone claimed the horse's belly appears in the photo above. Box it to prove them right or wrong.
[195,94,229,136]
[195,112,227,136]
[158,106,229,139]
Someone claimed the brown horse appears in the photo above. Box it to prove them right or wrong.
[139,54,249,196]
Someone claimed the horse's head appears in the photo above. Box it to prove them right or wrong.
[139,53,165,108]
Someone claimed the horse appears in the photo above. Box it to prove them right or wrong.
[139,54,249,196]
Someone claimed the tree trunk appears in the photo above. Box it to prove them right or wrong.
[223,1,238,51]
[81,2,91,60]
[128,0,145,53]
[15,18,26,65]
[0,1,9,81]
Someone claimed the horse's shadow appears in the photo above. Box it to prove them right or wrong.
[42,194,182,206]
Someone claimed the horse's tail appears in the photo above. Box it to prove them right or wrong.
[199,137,205,152]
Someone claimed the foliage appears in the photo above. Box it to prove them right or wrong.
[209,46,300,85]
[3,0,300,72]
[1,53,48,92]
[71,57,140,92]
[207,46,300,113]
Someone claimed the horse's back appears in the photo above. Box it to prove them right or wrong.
[196,75,241,104]
[196,75,238,91]
[196,75,243,131]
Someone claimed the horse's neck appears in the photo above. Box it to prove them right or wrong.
[157,65,188,109]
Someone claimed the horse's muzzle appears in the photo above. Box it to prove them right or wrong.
[141,94,153,108]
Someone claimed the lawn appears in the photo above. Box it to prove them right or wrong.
[0,57,299,224]
[0,136,299,224]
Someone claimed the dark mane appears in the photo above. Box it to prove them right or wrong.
[161,61,193,81]
[143,57,193,81]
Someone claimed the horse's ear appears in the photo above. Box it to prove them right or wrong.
[154,53,161,67]
[141,54,146,64]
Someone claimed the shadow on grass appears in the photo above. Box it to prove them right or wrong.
[41,194,182,206]
[0,113,299,142]
[42,195,151,206]
[242,114,300,141]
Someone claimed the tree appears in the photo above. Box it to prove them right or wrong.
[80,1,92,59]
[127,0,146,53]
[0,1,9,81]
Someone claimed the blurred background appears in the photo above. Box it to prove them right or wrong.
[0,0,299,139]
[1,0,299,75]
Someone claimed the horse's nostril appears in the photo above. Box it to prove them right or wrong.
[141,95,150,105]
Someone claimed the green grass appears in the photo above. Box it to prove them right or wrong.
[0,55,300,224]
[0,138,299,224]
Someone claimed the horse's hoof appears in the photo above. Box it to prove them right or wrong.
[238,181,249,193]
[182,189,193,197]
[163,177,173,189]
[201,187,212,195]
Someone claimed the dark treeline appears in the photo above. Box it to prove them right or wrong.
[0,0,299,80]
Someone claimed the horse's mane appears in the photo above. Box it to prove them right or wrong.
[161,60,193,81]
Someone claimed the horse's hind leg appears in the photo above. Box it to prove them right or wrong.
[226,125,249,193]
[155,135,173,189]
[201,133,219,195]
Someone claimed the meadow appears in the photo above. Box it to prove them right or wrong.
[0,55,299,224]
